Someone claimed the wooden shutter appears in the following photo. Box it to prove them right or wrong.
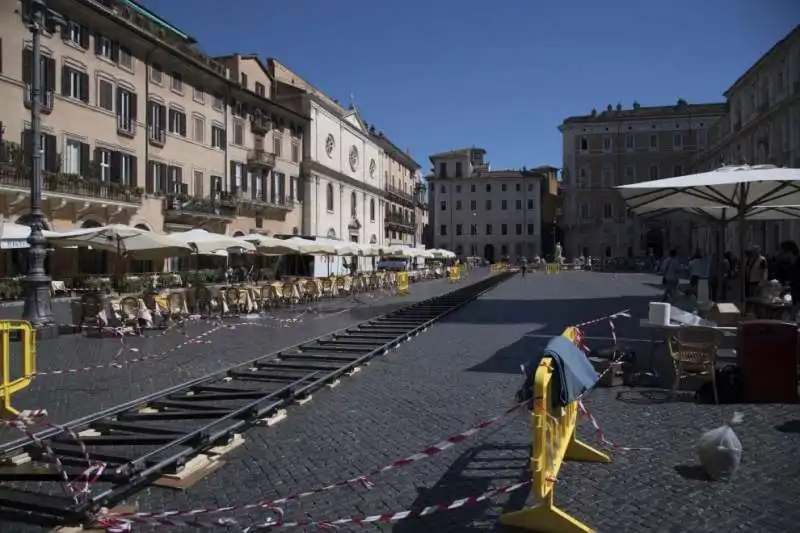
[175,167,183,190]
[80,143,91,176]
[22,48,32,85]
[130,92,138,122]
[80,72,89,102]
[241,165,248,192]
[92,147,102,179]
[110,151,121,182]
[45,134,57,172]
[21,129,33,167]
[165,165,174,194]
[180,182,189,195]
[61,65,69,96]
[79,25,89,49]
[158,105,166,131]
[130,156,138,187]
[158,163,167,193]
[229,161,236,192]
[145,161,154,194]
[45,57,56,91]
[110,42,120,63]
[179,112,187,137]
[94,32,103,55]
[251,174,257,198]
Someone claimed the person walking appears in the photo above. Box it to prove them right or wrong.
[660,249,680,302]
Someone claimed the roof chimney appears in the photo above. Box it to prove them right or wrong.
[633,101,641,109]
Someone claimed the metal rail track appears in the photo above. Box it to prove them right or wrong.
[0,272,512,528]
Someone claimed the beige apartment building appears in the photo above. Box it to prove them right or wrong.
[428,148,543,262]
[559,101,727,259]
[0,0,306,275]
[370,129,421,246]
[692,25,800,254]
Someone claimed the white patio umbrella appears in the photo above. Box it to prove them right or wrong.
[169,229,256,255]
[618,164,800,302]
[284,237,340,255]
[47,224,194,260]
[239,234,304,255]
[0,222,58,249]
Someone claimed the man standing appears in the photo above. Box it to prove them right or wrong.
[660,249,680,302]
[746,245,767,298]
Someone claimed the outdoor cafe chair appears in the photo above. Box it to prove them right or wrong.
[668,325,724,404]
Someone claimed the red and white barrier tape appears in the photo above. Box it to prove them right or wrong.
[104,401,527,522]
[98,480,531,531]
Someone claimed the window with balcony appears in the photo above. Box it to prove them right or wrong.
[116,87,136,136]
[96,35,114,61]
[516,223,522,235]
[485,224,493,235]
[166,165,184,194]
[440,225,447,236]
[117,153,136,186]
[98,78,114,111]
[193,86,205,104]
[501,224,508,235]
[168,108,187,137]
[171,71,183,93]
[146,160,167,194]
[211,175,223,193]
[252,172,265,201]
[97,148,112,182]
[63,139,88,176]
[66,21,89,48]
[192,115,204,143]
[231,119,244,146]
[21,50,56,110]
[273,134,282,157]
[118,46,133,70]
[212,94,224,111]
[150,63,163,84]
[326,183,334,211]
[146,101,166,145]
[230,161,245,194]
[193,170,204,197]
[61,66,89,102]
[211,125,225,148]
[455,200,462,210]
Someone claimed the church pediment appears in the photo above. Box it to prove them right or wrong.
[342,109,367,132]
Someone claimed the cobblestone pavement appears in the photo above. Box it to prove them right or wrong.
[6,271,800,532]
[1,273,490,437]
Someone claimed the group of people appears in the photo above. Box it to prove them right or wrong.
[658,241,800,307]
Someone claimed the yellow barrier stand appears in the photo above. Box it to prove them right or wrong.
[396,271,410,295]
[499,326,610,533]
[459,263,466,276]
[545,263,561,275]
[448,266,461,283]
[0,321,36,418]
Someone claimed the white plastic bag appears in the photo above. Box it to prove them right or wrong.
[697,412,743,481]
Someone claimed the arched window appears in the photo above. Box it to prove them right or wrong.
[326,183,334,212]
[350,191,357,218]
[369,198,376,221]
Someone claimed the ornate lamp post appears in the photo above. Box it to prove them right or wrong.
[22,0,63,337]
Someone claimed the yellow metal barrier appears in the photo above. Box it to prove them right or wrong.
[396,271,410,295]
[500,327,610,532]
[448,266,461,283]
[491,263,509,273]
[545,263,561,275]
[0,320,36,418]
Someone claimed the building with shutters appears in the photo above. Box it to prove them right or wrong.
[269,59,391,254]
[0,0,307,276]
[428,148,544,263]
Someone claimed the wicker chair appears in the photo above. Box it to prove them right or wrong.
[668,325,724,403]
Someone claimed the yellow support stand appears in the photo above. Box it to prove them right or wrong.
[396,272,410,295]
[499,327,609,532]
[0,321,36,418]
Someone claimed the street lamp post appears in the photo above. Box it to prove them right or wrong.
[22,0,63,337]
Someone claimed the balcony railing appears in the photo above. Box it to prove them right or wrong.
[164,193,237,219]
[246,149,276,169]
[0,167,143,205]
[385,213,415,230]
[117,114,137,138]
[251,114,271,134]
[148,126,166,147]
[23,85,54,114]
[385,184,414,206]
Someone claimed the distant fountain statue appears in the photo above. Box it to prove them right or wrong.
[554,242,563,264]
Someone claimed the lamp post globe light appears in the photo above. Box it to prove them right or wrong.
[22,0,64,338]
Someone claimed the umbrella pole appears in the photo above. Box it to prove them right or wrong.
[738,201,747,309]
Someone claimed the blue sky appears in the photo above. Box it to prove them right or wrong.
[140,0,797,172]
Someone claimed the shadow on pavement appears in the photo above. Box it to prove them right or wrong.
[775,420,800,434]
[392,443,531,533]
[674,464,711,481]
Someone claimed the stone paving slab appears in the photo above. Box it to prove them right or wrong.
[73,271,800,533]
[1,272,491,438]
